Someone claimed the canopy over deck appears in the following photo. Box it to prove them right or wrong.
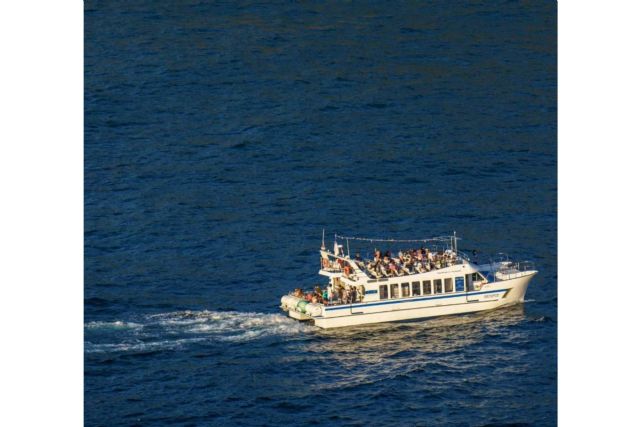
[326,231,461,256]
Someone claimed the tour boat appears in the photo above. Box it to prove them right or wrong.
[280,232,537,329]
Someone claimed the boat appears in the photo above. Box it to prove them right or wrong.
[280,232,537,329]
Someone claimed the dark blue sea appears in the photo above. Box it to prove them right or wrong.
[85,1,556,426]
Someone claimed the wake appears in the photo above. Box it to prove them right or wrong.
[85,310,313,354]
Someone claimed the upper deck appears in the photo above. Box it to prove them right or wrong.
[319,233,471,281]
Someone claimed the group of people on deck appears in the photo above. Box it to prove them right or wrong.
[293,282,364,306]
[360,247,458,278]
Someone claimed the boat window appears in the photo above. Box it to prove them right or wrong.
[412,281,421,296]
[401,283,410,297]
[466,274,475,291]
[444,278,453,293]
[390,284,399,298]
[455,276,465,292]
[472,272,485,282]
[422,280,432,295]
[434,279,443,293]
[379,285,388,300]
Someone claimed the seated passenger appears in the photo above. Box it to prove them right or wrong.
[375,263,385,277]
[366,261,378,278]
[403,259,413,274]
[389,262,399,276]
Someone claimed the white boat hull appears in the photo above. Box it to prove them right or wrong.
[293,273,535,329]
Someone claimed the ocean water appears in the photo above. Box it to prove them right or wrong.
[85,1,557,426]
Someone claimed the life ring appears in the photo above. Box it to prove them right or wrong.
[322,258,330,269]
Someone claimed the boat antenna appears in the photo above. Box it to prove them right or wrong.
[321,228,326,250]
[346,237,351,258]
[453,231,458,253]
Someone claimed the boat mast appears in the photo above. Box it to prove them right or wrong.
[453,231,458,253]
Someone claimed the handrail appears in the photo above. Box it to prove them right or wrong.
[493,260,536,280]
[334,234,458,244]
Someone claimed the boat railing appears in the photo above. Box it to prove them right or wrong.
[494,260,536,280]
[289,289,361,307]
[455,250,471,262]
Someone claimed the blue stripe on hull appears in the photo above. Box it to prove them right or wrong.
[324,288,508,312]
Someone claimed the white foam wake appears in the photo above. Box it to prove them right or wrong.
[84,338,205,354]
[85,320,143,330]
[150,310,314,342]
[85,310,313,354]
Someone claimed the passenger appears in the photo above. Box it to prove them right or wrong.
[311,295,318,303]
[355,252,362,261]
[368,261,380,278]
[343,264,351,277]
[305,292,313,302]
[403,259,413,275]
[389,262,399,276]
[294,288,304,298]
